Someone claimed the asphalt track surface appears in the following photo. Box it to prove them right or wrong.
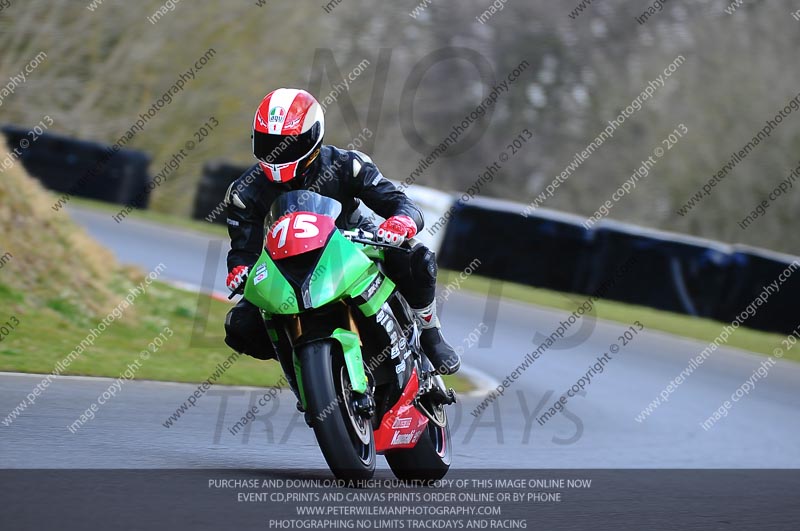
[2,206,800,470]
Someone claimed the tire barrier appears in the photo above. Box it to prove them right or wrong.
[721,246,800,334]
[587,220,736,318]
[1,125,151,207]
[437,197,595,295]
[438,197,798,335]
[192,160,245,224]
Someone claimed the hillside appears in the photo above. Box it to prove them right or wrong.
[0,149,124,318]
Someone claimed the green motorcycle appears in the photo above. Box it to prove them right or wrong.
[233,190,456,480]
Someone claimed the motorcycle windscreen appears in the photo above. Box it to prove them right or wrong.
[266,190,342,226]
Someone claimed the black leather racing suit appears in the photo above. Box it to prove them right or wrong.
[223,145,439,360]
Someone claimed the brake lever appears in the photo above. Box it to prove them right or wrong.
[349,238,413,253]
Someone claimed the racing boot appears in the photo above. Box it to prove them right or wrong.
[412,302,461,375]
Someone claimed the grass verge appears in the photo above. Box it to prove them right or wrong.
[0,278,473,392]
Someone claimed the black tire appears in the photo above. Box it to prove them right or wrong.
[299,340,375,480]
[385,408,452,480]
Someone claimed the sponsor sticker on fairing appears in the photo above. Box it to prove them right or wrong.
[253,263,269,284]
[392,417,412,429]
[391,431,414,445]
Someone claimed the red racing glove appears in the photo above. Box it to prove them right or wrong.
[377,215,417,246]
[226,265,249,292]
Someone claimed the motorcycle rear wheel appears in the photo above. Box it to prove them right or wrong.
[385,404,451,480]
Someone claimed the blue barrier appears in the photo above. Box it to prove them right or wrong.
[438,197,798,335]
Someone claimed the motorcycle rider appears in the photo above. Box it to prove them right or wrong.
[223,88,461,375]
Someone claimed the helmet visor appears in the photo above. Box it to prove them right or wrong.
[253,123,321,165]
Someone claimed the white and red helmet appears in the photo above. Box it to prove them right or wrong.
[252,88,325,184]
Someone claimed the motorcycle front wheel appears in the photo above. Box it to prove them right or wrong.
[298,339,375,480]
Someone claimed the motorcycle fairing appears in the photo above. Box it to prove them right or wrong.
[374,368,429,453]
